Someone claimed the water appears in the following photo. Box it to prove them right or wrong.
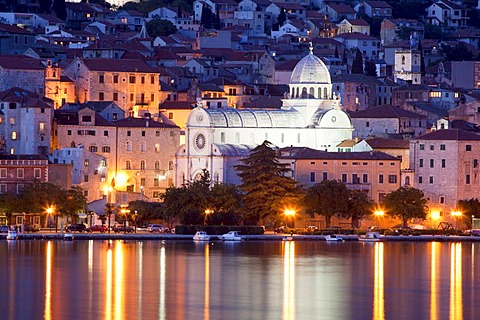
[0,240,479,320]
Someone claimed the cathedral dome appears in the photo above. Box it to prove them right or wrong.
[290,51,331,84]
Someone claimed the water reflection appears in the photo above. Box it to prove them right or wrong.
[105,245,112,320]
[159,246,166,320]
[373,242,384,320]
[115,242,124,320]
[430,242,438,320]
[283,241,295,320]
[204,244,210,320]
[450,243,463,320]
[44,241,52,320]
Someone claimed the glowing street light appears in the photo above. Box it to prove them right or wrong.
[374,209,384,227]
[46,206,55,233]
[284,209,296,229]
[204,209,213,225]
[451,210,462,230]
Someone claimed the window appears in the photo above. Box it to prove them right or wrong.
[442,159,446,168]
[440,144,445,150]
[129,75,136,83]
[419,176,423,184]
[9,117,14,124]
[388,175,397,183]
[466,145,472,151]
[379,174,384,183]
[11,131,17,140]
[419,159,424,167]
[310,172,316,182]
[169,161,174,171]
[322,172,328,181]
[168,112,173,120]
[39,122,45,131]
[102,146,110,153]
[475,159,479,168]
[440,196,445,204]
[127,131,131,137]
[430,159,434,168]
[89,146,98,152]
[0,168,6,178]
[84,175,89,182]
[142,131,146,137]
[130,93,134,102]
[141,76,145,84]
[140,160,146,170]
[430,145,434,151]
[113,92,118,101]
[0,184,6,194]
[141,142,146,152]
[154,178,159,186]
[341,173,347,183]
[113,75,119,83]
[99,74,104,83]
[155,161,160,170]
[16,184,24,194]
[104,131,109,137]
[140,178,145,186]
[419,144,425,150]
[17,168,24,178]
[363,174,368,183]
[151,75,155,84]
[99,92,104,101]
[352,174,359,184]
[429,176,434,184]
[466,174,471,184]
[125,161,131,170]
[126,141,132,152]
[67,130,72,136]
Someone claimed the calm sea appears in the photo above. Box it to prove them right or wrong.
[0,240,478,320]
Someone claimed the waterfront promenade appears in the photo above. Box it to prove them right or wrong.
[2,232,480,242]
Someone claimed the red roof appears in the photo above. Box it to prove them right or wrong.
[0,55,45,70]
[80,58,158,73]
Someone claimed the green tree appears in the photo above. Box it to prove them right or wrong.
[235,141,301,225]
[146,19,177,38]
[18,182,65,214]
[303,180,350,228]
[364,59,377,77]
[418,40,426,76]
[207,183,242,225]
[213,6,221,30]
[52,0,67,20]
[60,186,87,222]
[443,42,474,61]
[344,190,375,228]
[383,186,428,227]
[0,193,21,225]
[351,48,364,74]
[200,6,214,28]
[128,200,164,226]
[457,198,480,228]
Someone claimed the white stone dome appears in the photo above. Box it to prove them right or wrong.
[290,52,331,84]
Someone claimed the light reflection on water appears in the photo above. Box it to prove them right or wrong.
[0,240,480,320]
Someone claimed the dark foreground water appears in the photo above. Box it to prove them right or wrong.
[0,240,479,320]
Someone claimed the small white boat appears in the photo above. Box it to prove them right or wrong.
[358,232,382,242]
[193,231,211,241]
[325,234,344,242]
[64,233,74,241]
[6,230,18,240]
[282,236,294,241]
[219,231,244,241]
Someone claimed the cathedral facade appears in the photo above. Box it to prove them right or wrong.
[175,51,354,185]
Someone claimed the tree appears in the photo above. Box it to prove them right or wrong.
[443,42,474,61]
[418,40,426,76]
[52,0,67,20]
[207,183,242,225]
[60,186,87,222]
[277,9,287,28]
[200,6,214,28]
[351,48,364,74]
[457,198,480,228]
[0,193,21,225]
[364,59,377,77]
[383,186,428,227]
[344,191,375,228]
[213,6,221,30]
[303,180,350,228]
[235,141,301,225]
[146,19,177,38]
[37,0,52,13]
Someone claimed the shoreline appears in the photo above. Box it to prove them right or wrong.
[2,233,480,242]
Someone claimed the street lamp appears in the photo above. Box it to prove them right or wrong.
[133,210,138,233]
[46,206,54,233]
[284,209,296,229]
[204,209,213,225]
[120,206,130,234]
[374,209,384,228]
[451,210,462,230]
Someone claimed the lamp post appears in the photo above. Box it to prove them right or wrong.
[430,210,440,228]
[204,209,212,226]
[46,206,54,233]
[451,210,462,230]
[374,210,384,228]
[133,210,138,233]
[284,209,296,229]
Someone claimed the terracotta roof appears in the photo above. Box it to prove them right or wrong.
[272,2,306,10]
[80,58,158,73]
[335,32,378,40]
[366,137,410,149]
[349,105,426,119]
[0,24,33,35]
[0,87,53,108]
[327,4,356,14]
[279,147,400,161]
[0,55,45,70]
[417,128,480,141]
[365,1,392,9]
[343,18,370,26]
[113,117,179,128]
[159,101,195,110]
[0,154,48,160]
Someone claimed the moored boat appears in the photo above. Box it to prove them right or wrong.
[325,234,344,242]
[193,231,211,241]
[64,233,74,241]
[358,232,382,242]
[219,231,244,241]
[6,230,18,240]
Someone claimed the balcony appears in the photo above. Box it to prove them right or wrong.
[345,182,371,192]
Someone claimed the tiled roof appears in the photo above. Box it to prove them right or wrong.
[113,117,179,128]
[80,58,158,73]
[0,24,33,35]
[0,87,53,108]
[279,147,400,161]
[332,73,382,85]
[349,105,426,119]
[334,32,378,40]
[55,109,113,126]
[159,101,195,110]
[243,96,283,109]
[276,59,300,71]
[344,18,370,26]
[272,2,306,10]
[366,137,410,149]
[416,129,480,141]
[0,55,45,70]
[365,1,392,9]
[327,3,356,14]
[0,154,48,160]
[199,83,225,92]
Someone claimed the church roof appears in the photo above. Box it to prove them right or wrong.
[214,144,252,156]
[200,107,304,128]
[290,51,331,85]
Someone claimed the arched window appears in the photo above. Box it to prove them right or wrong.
[220,132,225,143]
[168,161,173,170]
[140,160,146,170]
[401,55,405,65]
[155,161,160,170]
[125,160,131,170]
[154,143,160,152]
[126,141,132,152]
[295,87,299,98]
[405,176,410,186]
[301,87,307,98]
[141,142,146,152]
[318,87,322,98]
[309,87,314,97]
[324,88,328,99]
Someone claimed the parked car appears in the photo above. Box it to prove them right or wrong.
[306,226,318,232]
[113,225,134,233]
[24,225,39,232]
[0,225,9,233]
[148,224,170,233]
[66,224,87,232]
[88,225,107,233]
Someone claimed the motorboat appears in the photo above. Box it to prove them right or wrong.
[64,233,74,241]
[325,234,344,242]
[193,231,211,241]
[282,236,294,241]
[358,232,382,242]
[219,231,244,241]
[6,230,18,240]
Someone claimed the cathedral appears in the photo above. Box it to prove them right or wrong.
[175,50,354,185]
